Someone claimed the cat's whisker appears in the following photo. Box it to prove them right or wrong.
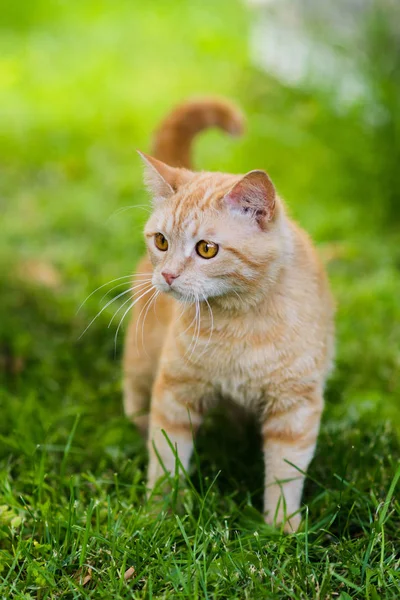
[108,282,153,328]
[108,294,135,329]
[107,205,152,223]
[135,291,154,349]
[186,296,201,362]
[100,278,152,303]
[77,274,135,314]
[79,285,140,339]
[141,289,160,354]
[107,280,153,309]
[175,294,190,324]
[79,281,153,339]
[232,290,244,305]
[193,298,201,357]
[133,287,159,358]
[196,299,202,354]
[179,296,198,337]
[153,289,162,317]
[184,306,196,359]
[198,294,214,359]
[113,285,155,355]
[135,287,159,352]
[100,282,129,303]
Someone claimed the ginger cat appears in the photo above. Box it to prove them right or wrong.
[123,98,335,531]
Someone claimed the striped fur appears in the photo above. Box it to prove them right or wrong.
[123,98,335,531]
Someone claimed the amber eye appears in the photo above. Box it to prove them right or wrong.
[196,240,219,259]
[154,233,168,251]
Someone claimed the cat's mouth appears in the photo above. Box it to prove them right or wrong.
[156,282,201,303]
[165,287,192,302]
[155,280,182,297]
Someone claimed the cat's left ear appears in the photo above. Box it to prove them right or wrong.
[224,170,276,229]
[138,151,189,201]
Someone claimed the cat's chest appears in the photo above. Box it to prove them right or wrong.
[195,326,282,407]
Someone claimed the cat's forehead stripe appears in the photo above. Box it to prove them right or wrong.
[176,175,233,218]
[162,212,174,234]
[173,172,216,218]
[158,173,238,237]
[201,185,219,205]
[198,179,236,209]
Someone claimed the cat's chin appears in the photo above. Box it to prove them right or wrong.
[154,285,185,301]
[168,289,195,303]
[164,287,210,304]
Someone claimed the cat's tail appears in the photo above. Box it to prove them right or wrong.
[152,97,245,169]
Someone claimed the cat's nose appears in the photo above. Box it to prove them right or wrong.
[162,272,179,286]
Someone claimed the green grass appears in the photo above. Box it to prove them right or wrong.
[1,1,399,597]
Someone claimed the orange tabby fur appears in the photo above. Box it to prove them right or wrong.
[123,98,335,531]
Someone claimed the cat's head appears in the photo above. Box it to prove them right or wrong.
[140,153,289,306]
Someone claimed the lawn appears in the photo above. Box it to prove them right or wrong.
[1,1,399,598]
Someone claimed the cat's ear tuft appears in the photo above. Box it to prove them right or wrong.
[137,151,180,200]
[224,170,276,228]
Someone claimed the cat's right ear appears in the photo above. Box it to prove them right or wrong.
[138,151,183,201]
[224,170,276,229]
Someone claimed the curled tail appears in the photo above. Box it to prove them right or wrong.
[152,97,245,169]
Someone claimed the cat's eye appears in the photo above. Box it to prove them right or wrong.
[196,240,219,259]
[154,233,168,251]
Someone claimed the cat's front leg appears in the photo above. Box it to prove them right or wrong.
[262,386,323,532]
[147,370,204,489]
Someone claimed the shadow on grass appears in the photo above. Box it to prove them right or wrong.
[192,406,399,541]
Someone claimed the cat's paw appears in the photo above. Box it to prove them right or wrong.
[264,511,301,533]
[145,476,187,518]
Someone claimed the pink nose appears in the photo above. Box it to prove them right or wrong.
[162,272,178,286]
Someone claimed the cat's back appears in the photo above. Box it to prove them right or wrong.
[287,219,335,325]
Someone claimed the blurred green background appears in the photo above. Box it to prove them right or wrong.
[1,0,399,596]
